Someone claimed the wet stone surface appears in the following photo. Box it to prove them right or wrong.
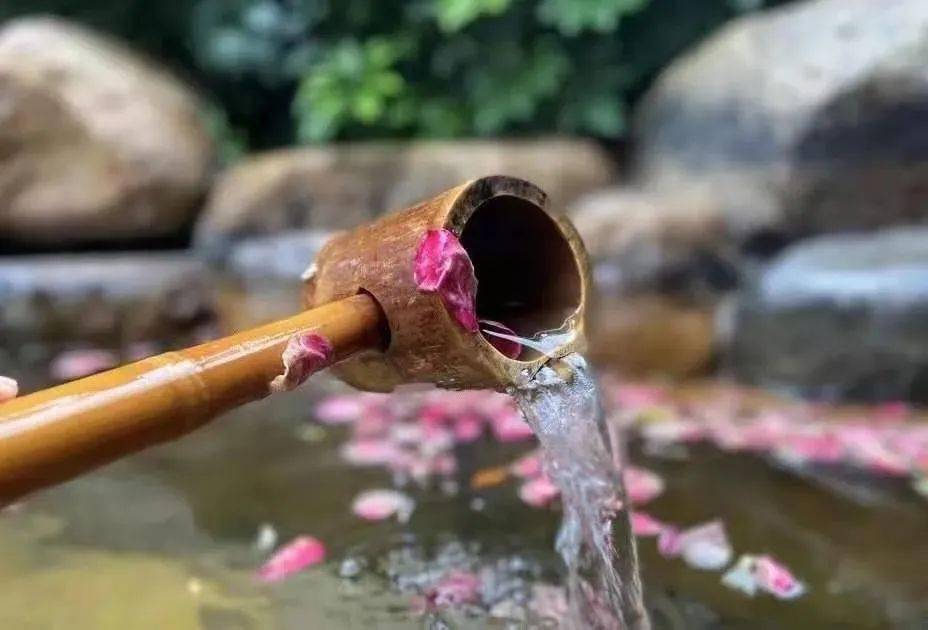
[730,227,928,403]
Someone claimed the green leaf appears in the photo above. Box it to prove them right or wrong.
[433,0,511,32]
[537,0,650,35]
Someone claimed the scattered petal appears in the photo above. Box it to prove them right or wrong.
[658,520,732,570]
[721,555,758,596]
[315,395,366,424]
[754,555,806,599]
[253,523,278,552]
[624,466,665,505]
[340,439,399,466]
[519,476,560,508]
[414,229,478,332]
[270,333,334,393]
[490,410,535,442]
[722,554,805,600]
[425,570,481,608]
[50,349,117,381]
[630,511,666,537]
[510,452,544,479]
[256,536,326,583]
[352,489,415,522]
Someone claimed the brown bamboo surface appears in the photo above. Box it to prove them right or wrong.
[0,293,384,505]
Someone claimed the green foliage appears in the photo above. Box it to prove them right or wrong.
[537,0,650,35]
[0,0,790,146]
[293,38,408,141]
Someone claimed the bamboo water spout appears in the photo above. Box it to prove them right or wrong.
[0,176,590,505]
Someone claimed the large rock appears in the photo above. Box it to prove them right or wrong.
[0,254,215,347]
[195,138,616,251]
[635,0,928,239]
[0,18,214,244]
[729,228,928,402]
[572,186,736,298]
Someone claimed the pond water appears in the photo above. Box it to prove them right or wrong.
[0,283,926,629]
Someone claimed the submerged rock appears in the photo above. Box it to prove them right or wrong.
[0,18,214,245]
[635,0,928,240]
[730,227,928,402]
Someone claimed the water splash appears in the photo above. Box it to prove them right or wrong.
[509,354,648,629]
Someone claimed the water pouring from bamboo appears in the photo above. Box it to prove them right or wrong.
[0,176,590,505]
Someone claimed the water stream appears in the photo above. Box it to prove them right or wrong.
[510,353,648,629]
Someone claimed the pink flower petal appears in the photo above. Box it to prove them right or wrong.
[352,489,415,522]
[630,511,666,537]
[510,452,544,479]
[256,536,326,583]
[453,413,484,443]
[722,554,805,600]
[269,333,334,393]
[754,555,805,599]
[490,410,535,442]
[340,439,399,466]
[414,229,478,332]
[425,570,481,608]
[658,520,732,570]
[624,466,665,505]
[657,526,682,557]
[0,376,17,402]
[519,475,560,508]
[315,395,366,424]
[479,319,522,359]
[50,349,118,381]
[611,383,668,409]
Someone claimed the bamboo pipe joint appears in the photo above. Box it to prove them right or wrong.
[304,175,591,391]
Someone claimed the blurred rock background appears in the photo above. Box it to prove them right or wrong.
[1,0,927,402]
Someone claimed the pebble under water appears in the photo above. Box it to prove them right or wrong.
[511,353,647,629]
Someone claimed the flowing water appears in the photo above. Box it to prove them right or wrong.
[511,353,647,629]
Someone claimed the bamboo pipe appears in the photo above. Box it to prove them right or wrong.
[0,294,384,504]
[0,175,591,505]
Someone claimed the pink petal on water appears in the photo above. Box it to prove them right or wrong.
[490,410,535,442]
[657,526,682,557]
[315,395,366,424]
[256,536,326,583]
[630,511,666,537]
[754,555,806,599]
[453,413,484,443]
[479,319,522,359]
[414,229,478,332]
[340,439,399,466]
[678,520,732,570]
[721,555,758,596]
[658,520,732,570]
[641,418,705,444]
[722,554,805,600]
[352,489,415,522]
[425,570,481,608]
[611,383,668,409]
[624,466,665,505]
[510,452,544,479]
[50,349,118,381]
[269,333,334,393]
[519,475,560,508]
[0,376,17,402]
